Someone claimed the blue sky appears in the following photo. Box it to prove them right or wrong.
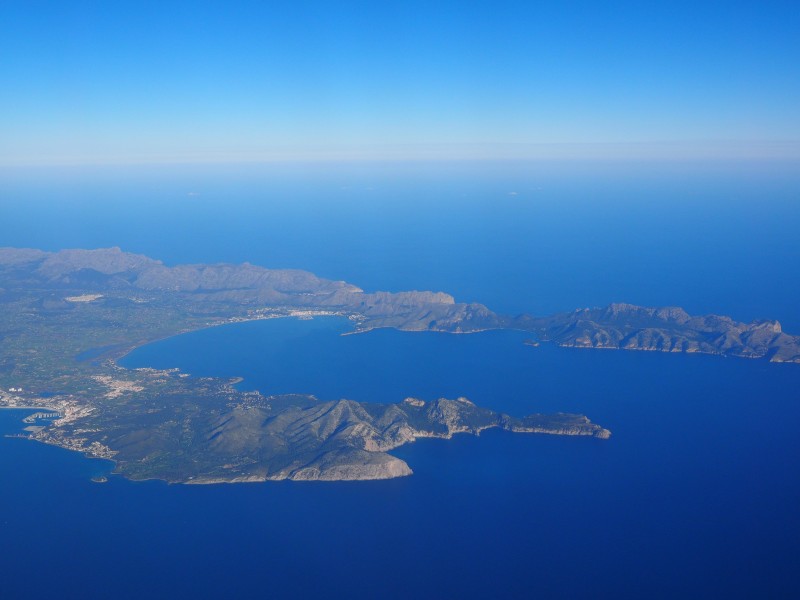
[1,0,798,164]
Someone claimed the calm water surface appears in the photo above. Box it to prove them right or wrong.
[1,317,798,599]
[2,164,799,598]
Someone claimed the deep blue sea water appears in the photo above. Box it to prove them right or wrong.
[1,161,800,598]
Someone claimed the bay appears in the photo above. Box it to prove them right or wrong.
[3,316,799,598]
[2,162,800,598]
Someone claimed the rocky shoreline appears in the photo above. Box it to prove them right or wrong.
[3,246,796,484]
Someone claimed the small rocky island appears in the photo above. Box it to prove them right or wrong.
[0,246,796,483]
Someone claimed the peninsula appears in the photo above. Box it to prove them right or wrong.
[523,303,800,363]
[1,246,796,482]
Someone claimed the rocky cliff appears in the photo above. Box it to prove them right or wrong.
[528,302,800,363]
[96,394,610,483]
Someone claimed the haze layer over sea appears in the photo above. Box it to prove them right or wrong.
[1,160,799,599]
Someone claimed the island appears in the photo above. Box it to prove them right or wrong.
[0,246,796,483]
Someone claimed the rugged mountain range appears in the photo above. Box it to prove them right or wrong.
[0,246,504,333]
[526,303,800,363]
[0,246,605,482]
[1,246,796,483]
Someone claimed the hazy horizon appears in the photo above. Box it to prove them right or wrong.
[2,1,798,166]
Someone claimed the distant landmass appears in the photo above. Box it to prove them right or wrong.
[524,303,800,363]
[0,247,796,483]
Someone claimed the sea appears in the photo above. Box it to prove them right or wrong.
[1,160,799,599]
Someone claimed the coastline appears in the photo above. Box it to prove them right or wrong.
[114,309,353,364]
